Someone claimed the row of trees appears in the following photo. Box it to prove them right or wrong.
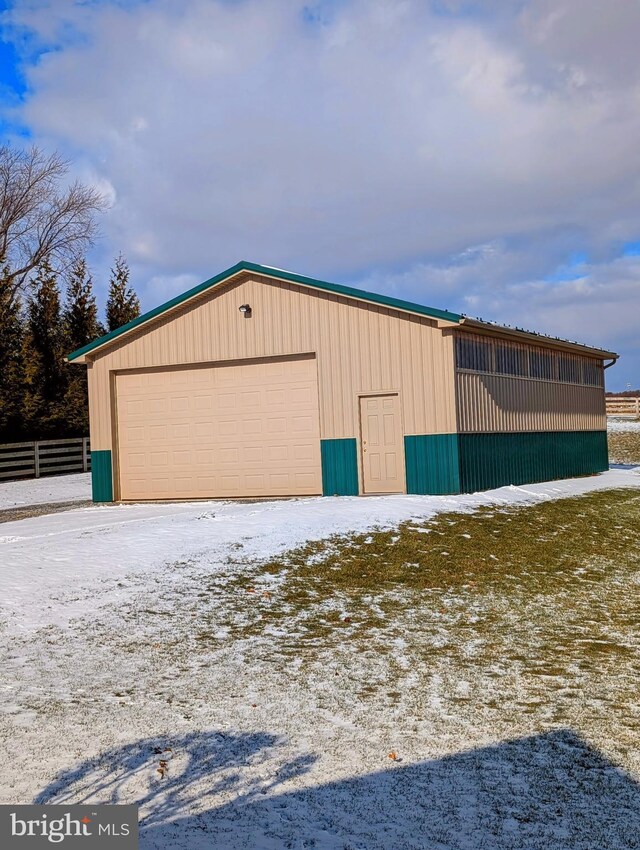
[0,143,144,442]
[0,255,140,442]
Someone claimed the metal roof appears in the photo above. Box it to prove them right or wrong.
[67,260,617,362]
[67,260,462,362]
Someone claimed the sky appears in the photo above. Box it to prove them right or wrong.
[0,0,638,390]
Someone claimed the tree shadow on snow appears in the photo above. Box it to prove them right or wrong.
[36,728,640,849]
[35,730,317,829]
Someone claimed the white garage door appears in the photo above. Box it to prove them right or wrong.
[116,355,322,500]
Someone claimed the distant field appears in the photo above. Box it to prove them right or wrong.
[608,419,640,464]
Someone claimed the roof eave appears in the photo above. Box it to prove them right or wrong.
[67,261,463,363]
[67,262,250,363]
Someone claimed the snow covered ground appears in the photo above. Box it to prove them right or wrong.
[608,416,640,433]
[0,472,91,510]
[1,466,640,848]
[0,466,638,634]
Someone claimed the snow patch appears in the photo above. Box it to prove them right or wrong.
[0,466,638,635]
[607,418,640,433]
[0,473,91,510]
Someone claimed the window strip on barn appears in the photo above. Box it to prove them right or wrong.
[454,332,604,388]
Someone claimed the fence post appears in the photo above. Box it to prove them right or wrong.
[34,441,40,478]
[82,437,89,472]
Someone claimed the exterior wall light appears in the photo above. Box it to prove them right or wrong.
[239,304,252,317]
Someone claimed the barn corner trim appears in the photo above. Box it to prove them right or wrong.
[91,450,114,502]
[321,439,359,496]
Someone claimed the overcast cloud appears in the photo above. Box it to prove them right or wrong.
[1,0,638,387]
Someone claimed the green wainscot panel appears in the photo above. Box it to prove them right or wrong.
[458,430,608,494]
[91,450,114,502]
[321,438,359,496]
[404,434,461,495]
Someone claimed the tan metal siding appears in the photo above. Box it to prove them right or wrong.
[87,274,457,452]
[456,372,606,433]
[454,329,607,433]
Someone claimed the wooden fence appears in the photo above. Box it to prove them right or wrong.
[606,396,640,418]
[0,437,91,480]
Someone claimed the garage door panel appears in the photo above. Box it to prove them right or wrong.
[242,419,262,435]
[172,450,191,465]
[152,427,168,444]
[292,415,314,432]
[219,420,239,436]
[266,389,286,406]
[169,370,189,385]
[293,444,315,461]
[194,395,213,410]
[171,423,190,440]
[124,425,145,442]
[125,399,144,416]
[116,356,322,499]
[218,447,239,464]
[195,423,214,439]
[243,446,264,463]
[268,445,288,461]
[152,477,170,493]
[295,472,318,487]
[220,474,241,491]
[266,417,287,434]
[217,393,235,409]
[241,391,261,408]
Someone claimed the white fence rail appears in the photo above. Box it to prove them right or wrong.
[606,397,640,418]
[0,437,91,480]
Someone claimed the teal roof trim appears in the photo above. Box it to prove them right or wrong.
[67,260,462,361]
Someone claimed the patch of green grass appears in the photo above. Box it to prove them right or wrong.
[69,486,640,770]
[608,428,640,464]
[192,489,640,675]
[260,489,640,593]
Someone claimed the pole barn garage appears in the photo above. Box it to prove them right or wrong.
[68,261,616,503]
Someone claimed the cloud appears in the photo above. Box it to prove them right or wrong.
[1,0,639,387]
[358,244,640,388]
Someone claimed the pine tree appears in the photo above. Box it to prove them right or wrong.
[0,262,27,441]
[65,258,101,351]
[24,259,68,438]
[106,254,140,331]
[63,258,100,434]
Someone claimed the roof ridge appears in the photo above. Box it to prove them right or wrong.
[67,261,462,361]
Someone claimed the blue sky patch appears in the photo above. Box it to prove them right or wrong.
[543,252,589,284]
[0,36,25,98]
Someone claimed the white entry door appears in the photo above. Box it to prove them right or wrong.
[359,394,405,494]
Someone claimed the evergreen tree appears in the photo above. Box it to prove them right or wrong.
[106,254,140,331]
[23,259,68,438]
[65,258,101,351]
[0,262,27,441]
[63,258,100,434]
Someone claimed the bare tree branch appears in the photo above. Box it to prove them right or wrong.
[0,145,107,303]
